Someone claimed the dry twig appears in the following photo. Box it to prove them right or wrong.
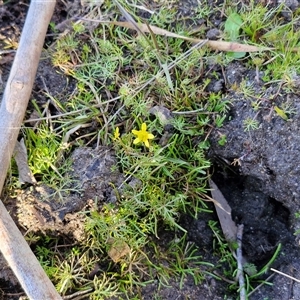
[236,224,246,300]
[271,268,300,283]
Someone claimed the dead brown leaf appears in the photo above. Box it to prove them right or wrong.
[108,21,269,53]
[107,238,131,263]
[209,179,237,245]
[13,139,37,184]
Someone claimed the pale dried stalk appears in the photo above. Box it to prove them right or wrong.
[236,224,246,300]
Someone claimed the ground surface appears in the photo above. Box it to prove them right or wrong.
[1,0,300,299]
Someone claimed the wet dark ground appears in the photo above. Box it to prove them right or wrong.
[1,0,300,299]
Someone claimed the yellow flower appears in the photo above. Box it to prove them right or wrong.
[114,127,120,140]
[132,123,154,148]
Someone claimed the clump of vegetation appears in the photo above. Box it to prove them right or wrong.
[8,0,300,298]
[18,1,229,297]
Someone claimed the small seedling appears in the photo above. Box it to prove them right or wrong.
[218,134,227,146]
[243,117,260,132]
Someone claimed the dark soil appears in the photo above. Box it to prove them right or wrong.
[208,60,300,298]
[1,0,300,299]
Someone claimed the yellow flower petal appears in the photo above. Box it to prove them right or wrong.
[148,133,155,140]
[141,123,147,131]
[114,127,120,139]
[144,140,150,148]
[133,138,141,144]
